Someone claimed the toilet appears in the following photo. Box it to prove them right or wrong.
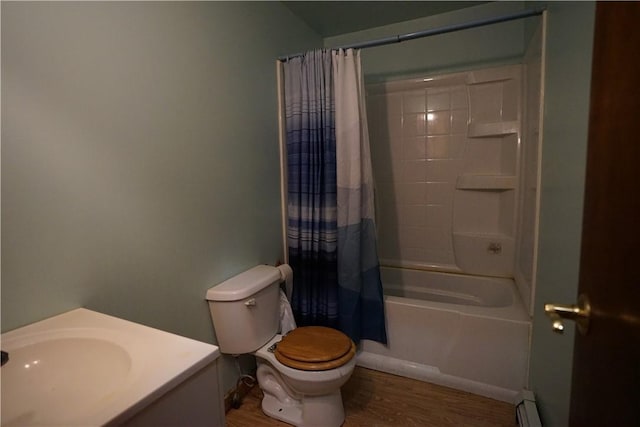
[206,265,356,427]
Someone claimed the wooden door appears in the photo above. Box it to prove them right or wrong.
[569,3,640,426]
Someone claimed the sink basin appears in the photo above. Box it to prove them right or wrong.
[1,309,221,426]
[2,331,133,426]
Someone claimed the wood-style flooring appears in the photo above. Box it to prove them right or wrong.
[226,367,517,427]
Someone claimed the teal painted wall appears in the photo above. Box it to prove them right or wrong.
[324,1,527,81]
[1,2,597,420]
[1,1,320,392]
[528,2,595,426]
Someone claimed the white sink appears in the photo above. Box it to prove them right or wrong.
[1,309,223,426]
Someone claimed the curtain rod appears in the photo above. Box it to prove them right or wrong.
[278,7,545,62]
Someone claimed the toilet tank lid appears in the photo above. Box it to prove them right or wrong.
[206,265,281,301]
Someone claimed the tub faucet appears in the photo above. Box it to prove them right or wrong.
[1,350,8,366]
[487,242,502,254]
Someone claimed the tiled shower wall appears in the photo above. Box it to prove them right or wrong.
[367,65,523,277]
[367,78,467,269]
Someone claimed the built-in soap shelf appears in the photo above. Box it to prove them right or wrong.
[456,174,516,191]
[467,121,519,138]
[452,232,515,277]
[453,231,513,241]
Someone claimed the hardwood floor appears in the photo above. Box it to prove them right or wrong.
[226,367,517,427]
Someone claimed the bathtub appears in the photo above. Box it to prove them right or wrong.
[357,267,531,403]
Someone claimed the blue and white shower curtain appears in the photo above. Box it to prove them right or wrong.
[283,49,387,344]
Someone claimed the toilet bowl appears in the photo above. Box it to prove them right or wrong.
[206,265,356,427]
[255,334,356,427]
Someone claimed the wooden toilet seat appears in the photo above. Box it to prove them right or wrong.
[274,326,356,371]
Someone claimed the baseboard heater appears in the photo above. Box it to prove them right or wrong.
[516,390,542,427]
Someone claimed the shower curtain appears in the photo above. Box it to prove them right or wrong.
[284,49,387,344]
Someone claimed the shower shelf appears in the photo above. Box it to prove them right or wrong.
[453,231,514,240]
[452,232,515,277]
[456,174,516,190]
[467,121,519,138]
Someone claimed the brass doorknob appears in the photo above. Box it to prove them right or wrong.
[544,294,591,335]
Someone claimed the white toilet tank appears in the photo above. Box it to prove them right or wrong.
[206,265,281,355]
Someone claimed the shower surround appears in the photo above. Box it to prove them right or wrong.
[360,60,542,402]
[367,64,523,278]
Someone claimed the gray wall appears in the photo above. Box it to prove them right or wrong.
[1,1,320,392]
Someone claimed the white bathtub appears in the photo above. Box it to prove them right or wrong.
[357,267,531,403]
[1,308,225,426]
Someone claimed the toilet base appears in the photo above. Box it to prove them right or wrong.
[261,390,345,427]
[255,336,354,427]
